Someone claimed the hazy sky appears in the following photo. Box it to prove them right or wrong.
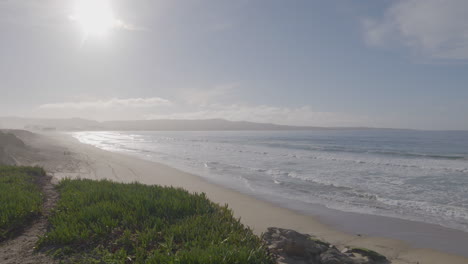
[1,0,468,130]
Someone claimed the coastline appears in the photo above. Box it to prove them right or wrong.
[23,131,468,264]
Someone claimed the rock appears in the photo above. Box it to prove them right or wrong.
[262,227,390,264]
[263,228,329,259]
[348,248,389,264]
[320,248,356,264]
[263,227,351,264]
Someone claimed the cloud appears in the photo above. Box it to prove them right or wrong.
[364,0,468,60]
[39,97,171,109]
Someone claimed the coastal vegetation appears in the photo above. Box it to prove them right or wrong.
[0,165,389,264]
[37,178,274,263]
[0,166,44,241]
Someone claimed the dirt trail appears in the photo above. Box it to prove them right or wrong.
[0,174,59,264]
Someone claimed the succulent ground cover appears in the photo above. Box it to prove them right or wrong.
[38,178,274,264]
[0,166,44,241]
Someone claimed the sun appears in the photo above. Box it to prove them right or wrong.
[70,0,118,37]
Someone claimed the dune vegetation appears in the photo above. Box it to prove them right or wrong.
[0,166,391,264]
[38,178,274,264]
[0,166,44,241]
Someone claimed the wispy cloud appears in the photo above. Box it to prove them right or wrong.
[363,0,468,60]
[39,97,171,109]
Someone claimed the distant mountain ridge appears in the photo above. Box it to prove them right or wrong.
[0,117,321,131]
[0,116,407,131]
[100,119,323,131]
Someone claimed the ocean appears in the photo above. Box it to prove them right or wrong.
[72,129,468,233]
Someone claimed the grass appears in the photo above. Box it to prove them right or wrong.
[0,166,44,241]
[38,179,274,264]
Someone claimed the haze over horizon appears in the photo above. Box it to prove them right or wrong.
[1,0,468,130]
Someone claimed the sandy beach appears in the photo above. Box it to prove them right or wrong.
[16,131,468,264]
[3,0,468,262]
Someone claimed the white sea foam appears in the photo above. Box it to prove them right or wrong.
[72,130,468,232]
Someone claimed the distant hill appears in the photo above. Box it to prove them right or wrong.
[0,130,27,165]
[0,117,101,131]
[99,119,324,131]
[0,117,332,131]
[0,116,410,132]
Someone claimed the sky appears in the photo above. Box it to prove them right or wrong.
[1,0,468,130]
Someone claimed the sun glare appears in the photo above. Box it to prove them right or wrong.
[70,0,117,37]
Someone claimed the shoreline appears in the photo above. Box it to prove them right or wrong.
[22,131,468,264]
[251,192,468,258]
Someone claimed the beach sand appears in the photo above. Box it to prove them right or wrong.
[16,131,468,264]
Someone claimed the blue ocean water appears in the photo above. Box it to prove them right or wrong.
[72,130,468,232]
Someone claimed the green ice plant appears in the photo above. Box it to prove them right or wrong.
[0,166,44,240]
[38,178,274,264]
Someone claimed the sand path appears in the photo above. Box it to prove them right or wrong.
[0,174,58,264]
